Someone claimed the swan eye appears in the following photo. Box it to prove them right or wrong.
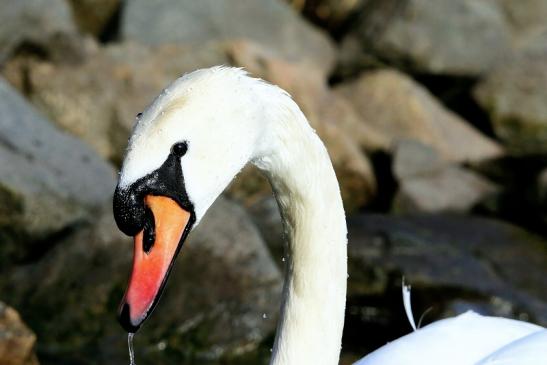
[171,141,188,157]
[142,207,155,254]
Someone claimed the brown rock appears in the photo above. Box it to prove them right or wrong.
[5,38,375,211]
[3,40,230,164]
[336,69,503,163]
[0,302,38,365]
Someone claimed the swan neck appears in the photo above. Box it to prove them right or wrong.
[257,111,348,365]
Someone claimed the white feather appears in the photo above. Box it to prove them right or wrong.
[402,278,417,331]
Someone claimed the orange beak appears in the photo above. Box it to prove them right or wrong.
[118,195,191,332]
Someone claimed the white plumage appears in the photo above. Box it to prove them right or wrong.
[119,66,546,365]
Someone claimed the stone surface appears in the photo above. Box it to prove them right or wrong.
[121,0,335,72]
[288,0,364,34]
[347,213,547,325]
[0,0,77,63]
[392,140,499,213]
[3,40,230,164]
[0,77,115,264]
[342,213,547,357]
[348,0,512,76]
[498,0,547,40]
[335,69,503,162]
[392,139,447,179]
[2,197,281,364]
[474,35,547,155]
[5,39,376,211]
[0,302,38,365]
[67,0,121,37]
[393,167,499,213]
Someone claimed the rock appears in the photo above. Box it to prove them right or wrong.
[226,41,377,211]
[392,139,447,179]
[392,140,499,213]
[1,197,282,364]
[498,0,547,40]
[474,36,547,155]
[335,69,503,162]
[0,0,78,64]
[393,167,499,213]
[67,0,121,37]
[0,78,115,264]
[344,214,547,356]
[288,0,364,34]
[538,168,547,202]
[346,0,512,76]
[0,302,38,365]
[5,39,375,211]
[121,0,335,73]
[537,167,547,222]
[3,40,230,164]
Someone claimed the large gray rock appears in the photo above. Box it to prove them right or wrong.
[0,0,77,63]
[474,34,547,155]
[335,69,503,163]
[121,0,335,72]
[347,214,547,327]
[347,0,512,76]
[0,78,115,263]
[0,302,38,365]
[2,197,281,364]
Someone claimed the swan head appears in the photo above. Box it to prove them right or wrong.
[113,66,286,332]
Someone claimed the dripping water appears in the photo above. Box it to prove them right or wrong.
[128,333,136,365]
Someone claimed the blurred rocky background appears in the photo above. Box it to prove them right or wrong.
[0,0,546,364]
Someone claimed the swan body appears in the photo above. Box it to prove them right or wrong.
[356,311,545,365]
[113,66,546,365]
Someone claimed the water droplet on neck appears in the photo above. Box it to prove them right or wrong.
[281,257,285,262]
[128,333,136,365]
[262,313,267,319]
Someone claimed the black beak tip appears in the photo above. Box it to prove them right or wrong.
[118,302,142,333]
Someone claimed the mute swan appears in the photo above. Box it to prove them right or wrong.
[113,66,546,365]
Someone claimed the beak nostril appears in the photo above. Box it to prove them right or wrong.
[142,207,156,254]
